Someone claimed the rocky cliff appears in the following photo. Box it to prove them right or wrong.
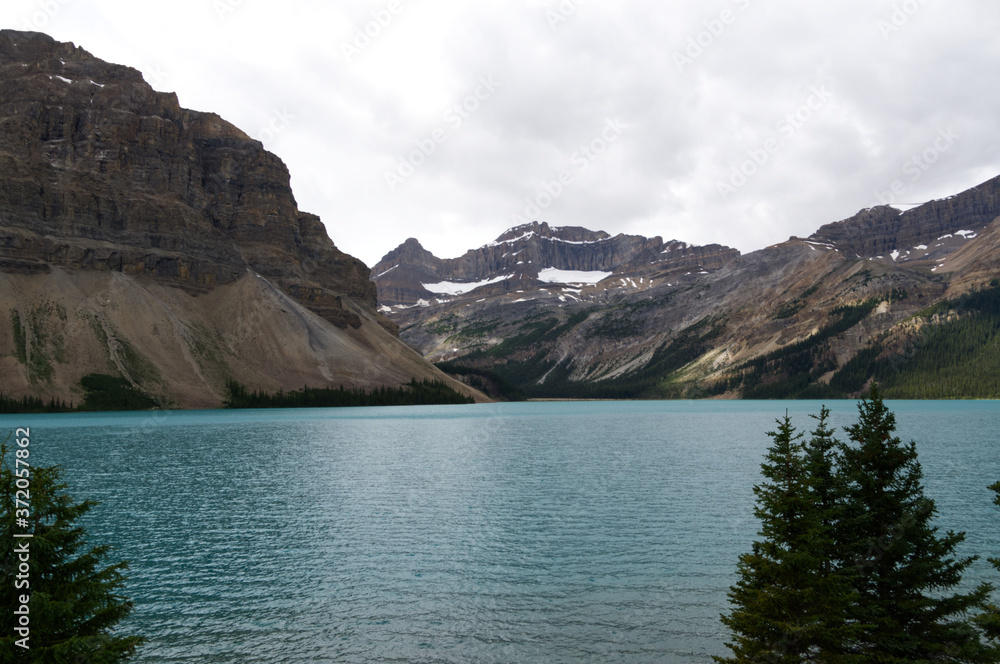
[0,30,481,407]
[809,175,1000,259]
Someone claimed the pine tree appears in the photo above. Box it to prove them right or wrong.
[976,482,1000,643]
[1,440,144,662]
[717,413,859,663]
[837,386,994,663]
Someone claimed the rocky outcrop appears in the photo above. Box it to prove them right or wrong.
[372,221,740,307]
[0,30,375,327]
[809,175,1000,257]
[0,30,484,407]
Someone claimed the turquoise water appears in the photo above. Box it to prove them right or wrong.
[3,400,998,663]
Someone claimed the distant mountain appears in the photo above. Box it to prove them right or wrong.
[373,221,739,309]
[375,176,1000,400]
[0,30,483,407]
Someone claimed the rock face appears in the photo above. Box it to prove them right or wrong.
[0,30,374,325]
[372,221,740,308]
[809,175,1000,258]
[0,30,482,407]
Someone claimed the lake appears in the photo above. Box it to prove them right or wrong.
[3,400,999,663]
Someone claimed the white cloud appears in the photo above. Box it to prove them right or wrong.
[4,0,999,266]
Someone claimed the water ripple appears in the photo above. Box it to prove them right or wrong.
[4,400,997,663]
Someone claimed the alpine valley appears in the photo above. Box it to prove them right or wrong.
[0,30,483,409]
[373,178,1000,400]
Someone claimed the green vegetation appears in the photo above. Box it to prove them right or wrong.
[716,285,958,399]
[718,387,999,662]
[435,363,527,401]
[1,440,144,661]
[772,299,806,320]
[11,310,27,366]
[224,379,474,409]
[10,307,55,384]
[458,312,591,360]
[442,313,728,400]
[720,298,881,399]
[717,409,859,662]
[978,482,1000,642]
[0,374,157,414]
[862,284,1000,399]
[772,283,822,320]
[0,394,74,414]
[448,317,503,342]
[79,374,160,411]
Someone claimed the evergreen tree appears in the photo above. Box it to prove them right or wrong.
[717,413,859,663]
[976,482,1000,643]
[837,386,994,663]
[1,440,144,662]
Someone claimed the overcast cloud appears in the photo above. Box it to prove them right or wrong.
[3,0,999,266]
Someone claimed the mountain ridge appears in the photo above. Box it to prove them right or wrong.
[373,221,740,309]
[375,174,1000,399]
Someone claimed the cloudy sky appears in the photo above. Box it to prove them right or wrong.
[3,1,999,266]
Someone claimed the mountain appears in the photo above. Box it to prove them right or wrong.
[374,177,1000,400]
[373,221,739,309]
[0,30,482,408]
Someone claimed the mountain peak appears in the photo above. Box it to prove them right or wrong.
[373,222,739,308]
[487,221,612,248]
[0,30,482,407]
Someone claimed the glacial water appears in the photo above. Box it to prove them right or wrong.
[3,400,999,663]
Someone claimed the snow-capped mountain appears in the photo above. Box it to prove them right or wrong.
[371,221,739,309]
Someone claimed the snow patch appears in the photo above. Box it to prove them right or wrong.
[485,231,535,248]
[54,75,73,84]
[422,274,513,295]
[890,250,900,261]
[955,230,978,239]
[545,236,604,245]
[537,268,612,285]
[375,265,398,278]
